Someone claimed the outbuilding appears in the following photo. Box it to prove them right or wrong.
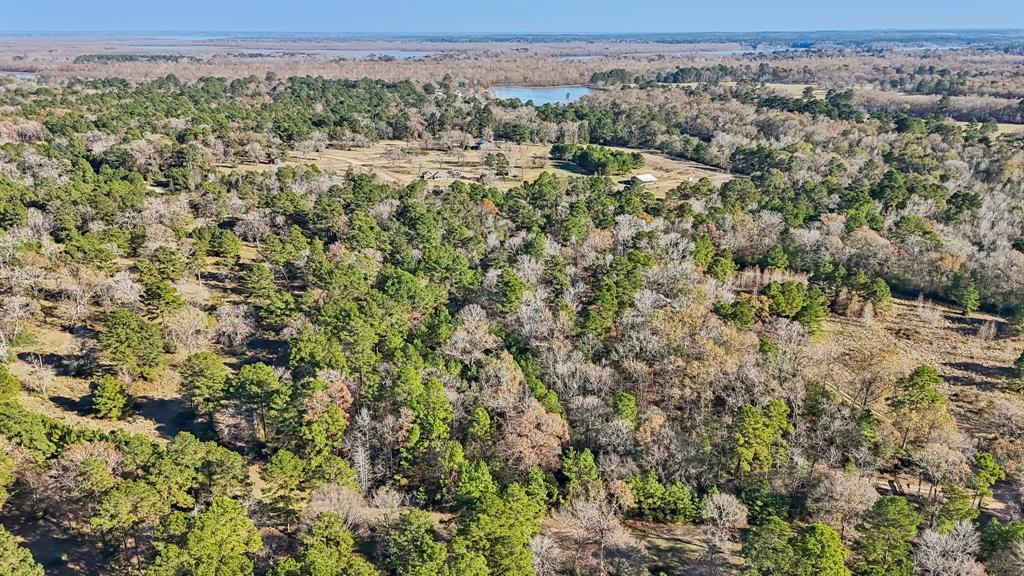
[470,138,496,150]
[632,173,658,184]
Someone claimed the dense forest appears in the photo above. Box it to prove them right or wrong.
[0,39,1022,576]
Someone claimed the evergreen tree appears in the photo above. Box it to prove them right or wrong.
[263,449,306,528]
[792,523,851,576]
[292,512,378,576]
[853,496,920,576]
[99,308,163,378]
[953,279,980,316]
[149,498,262,576]
[383,510,448,576]
[90,375,132,419]
[742,515,795,576]
[496,268,529,314]
[0,526,44,576]
[180,351,229,415]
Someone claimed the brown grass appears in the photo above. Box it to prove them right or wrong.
[226,140,731,196]
[808,295,1024,437]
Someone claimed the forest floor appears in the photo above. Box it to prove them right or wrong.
[222,140,732,196]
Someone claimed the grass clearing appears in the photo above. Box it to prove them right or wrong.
[809,295,1024,438]
[222,140,731,197]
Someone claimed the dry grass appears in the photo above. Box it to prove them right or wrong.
[952,120,1024,134]
[808,295,1024,437]
[226,140,730,196]
[626,520,742,575]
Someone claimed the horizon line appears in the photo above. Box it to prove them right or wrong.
[2,27,1022,36]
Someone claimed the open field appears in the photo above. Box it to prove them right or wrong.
[953,120,1024,134]
[224,140,732,195]
[810,295,1024,440]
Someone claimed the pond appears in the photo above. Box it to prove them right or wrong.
[489,85,591,105]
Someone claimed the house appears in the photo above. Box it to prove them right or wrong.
[470,138,496,150]
[632,173,658,184]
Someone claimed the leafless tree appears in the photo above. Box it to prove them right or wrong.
[441,304,499,365]
[101,270,144,310]
[213,303,257,351]
[302,483,369,534]
[162,306,213,354]
[700,492,748,563]
[807,470,879,539]
[913,522,986,576]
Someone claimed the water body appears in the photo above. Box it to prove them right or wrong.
[330,50,433,59]
[489,85,592,105]
[129,45,432,58]
[0,71,39,80]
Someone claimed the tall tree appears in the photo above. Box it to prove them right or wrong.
[149,498,262,576]
[853,497,921,576]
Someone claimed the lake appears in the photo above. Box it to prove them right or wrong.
[130,45,432,59]
[0,70,39,81]
[331,50,433,59]
[489,85,591,105]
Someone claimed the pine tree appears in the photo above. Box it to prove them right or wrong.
[90,375,132,419]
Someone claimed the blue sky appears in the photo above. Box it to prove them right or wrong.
[1,0,1022,34]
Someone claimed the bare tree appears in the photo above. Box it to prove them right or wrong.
[0,295,40,355]
[700,492,748,569]
[807,470,879,539]
[913,522,986,576]
[162,306,213,354]
[302,483,369,534]
[213,303,257,351]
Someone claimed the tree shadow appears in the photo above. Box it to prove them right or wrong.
[244,337,289,366]
[945,361,1015,381]
[48,393,92,417]
[133,396,209,441]
[15,351,89,379]
[549,159,589,175]
[1,500,102,576]
[942,313,992,337]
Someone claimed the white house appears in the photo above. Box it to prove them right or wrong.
[632,173,657,184]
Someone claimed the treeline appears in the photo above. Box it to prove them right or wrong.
[590,63,800,86]
[73,54,202,64]
[755,88,864,121]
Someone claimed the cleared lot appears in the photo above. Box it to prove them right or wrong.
[223,140,732,196]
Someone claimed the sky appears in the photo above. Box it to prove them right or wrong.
[1,0,1022,34]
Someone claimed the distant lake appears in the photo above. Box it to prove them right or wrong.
[129,45,432,59]
[490,85,591,105]
[0,70,39,80]
[331,50,432,59]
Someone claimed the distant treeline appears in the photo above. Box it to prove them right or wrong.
[591,64,808,86]
[73,54,202,64]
